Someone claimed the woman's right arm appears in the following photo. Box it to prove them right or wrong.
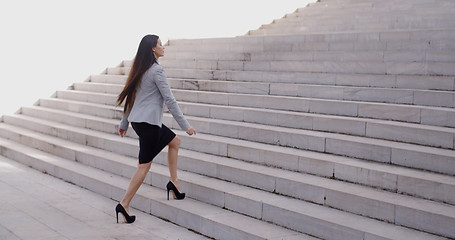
[154,66,191,131]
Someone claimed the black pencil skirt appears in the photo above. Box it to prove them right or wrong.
[131,122,176,164]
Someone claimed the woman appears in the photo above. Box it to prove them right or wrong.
[115,34,196,224]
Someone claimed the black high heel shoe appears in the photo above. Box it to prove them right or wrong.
[115,203,135,223]
[166,181,185,200]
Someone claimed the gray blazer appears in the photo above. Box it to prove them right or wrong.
[119,63,190,131]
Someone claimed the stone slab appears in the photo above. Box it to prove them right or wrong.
[0,156,209,240]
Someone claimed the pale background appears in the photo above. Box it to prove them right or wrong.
[0,0,315,116]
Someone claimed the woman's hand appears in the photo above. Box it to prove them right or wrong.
[186,126,196,136]
[118,128,128,138]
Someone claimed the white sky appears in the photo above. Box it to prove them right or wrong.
[0,0,315,116]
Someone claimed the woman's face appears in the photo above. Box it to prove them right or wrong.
[153,38,165,59]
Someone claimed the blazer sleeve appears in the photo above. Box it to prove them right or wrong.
[154,66,191,131]
[119,111,130,130]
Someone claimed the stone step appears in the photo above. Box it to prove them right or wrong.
[291,11,455,19]
[10,104,455,175]
[69,82,455,149]
[37,97,455,205]
[74,82,123,94]
[302,0,451,7]
[256,21,455,35]
[157,59,455,76]
[92,71,455,92]
[77,79,455,109]
[321,0,447,3]
[0,123,453,239]
[166,29,455,46]
[268,22,455,34]
[263,15,455,27]
[285,4,455,20]
[57,89,117,106]
[158,50,455,63]
[281,19,455,28]
[166,38,455,53]
[274,13,455,25]
[0,137,316,240]
[248,27,455,37]
[90,74,127,85]
[291,3,455,13]
[247,23,455,35]
[56,89,455,129]
[292,2,455,17]
[39,98,123,120]
[304,0,452,6]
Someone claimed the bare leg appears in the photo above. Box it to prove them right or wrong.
[120,161,152,213]
[167,136,182,191]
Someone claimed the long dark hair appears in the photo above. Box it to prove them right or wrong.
[116,34,159,114]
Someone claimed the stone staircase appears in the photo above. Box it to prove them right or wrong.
[248,0,455,35]
[1,0,455,239]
